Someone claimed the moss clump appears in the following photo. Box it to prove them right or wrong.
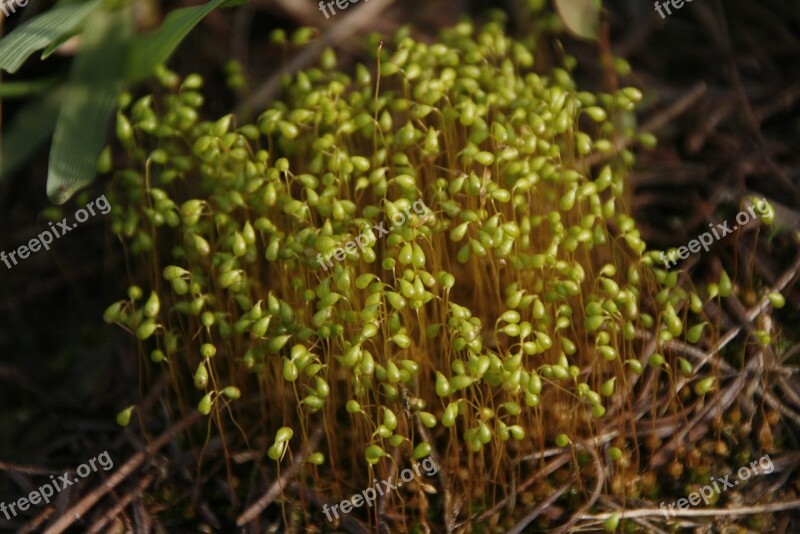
[103,20,776,531]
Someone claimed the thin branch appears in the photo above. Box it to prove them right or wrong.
[43,410,202,534]
[236,426,323,526]
[578,498,800,522]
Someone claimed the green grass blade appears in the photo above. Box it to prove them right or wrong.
[46,9,132,204]
[0,0,102,73]
[125,0,227,81]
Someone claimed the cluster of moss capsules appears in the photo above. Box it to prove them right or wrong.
[103,19,782,531]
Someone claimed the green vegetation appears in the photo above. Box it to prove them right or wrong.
[102,19,782,531]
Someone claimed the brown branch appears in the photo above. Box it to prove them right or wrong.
[86,472,156,534]
[43,410,202,534]
[236,426,323,526]
[579,498,800,522]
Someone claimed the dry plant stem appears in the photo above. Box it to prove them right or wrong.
[598,496,670,534]
[579,498,800,522]
[376,458,396,520]
[553,447,604,534]
[777,377,800,411]
[650,356,756,467]
[86,472,156,534]
[236,426,323,526]
[0,460,60,476]
[43,410,202,534]
[479,453,572,523]
[689,251,800,376]
[235,0,395,117]
[757,388,800,429]
[651,257,792,466]
[634,329,736,377]
[515,429,620,465]
[18,506,54,534]
[414,407,453,532]
[506,478,575,534]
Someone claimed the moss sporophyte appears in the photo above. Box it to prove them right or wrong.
[103,19,779,530]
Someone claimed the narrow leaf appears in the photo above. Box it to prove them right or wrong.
[46,10,132,204]
[125,0,227,81]
[0,0,102,73]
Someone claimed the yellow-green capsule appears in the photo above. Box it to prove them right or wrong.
[418,411,437,428]
[193,235,211,256]
[718,271,732,297]
[222,386,240,399]
[103,301,123,324]
[449,375,474,391]
[283,357,299,382]
[116,112,133,143]
[198,392,214,415]
[275,426,294,443]
[694,377,715,395]
[442,401,459,426]
[687,322,706,343]
[194,362,208,389]
[200,343,216,359]
[346,399,361,413]
[268,442,285,461]
[365,444,386,465]
[386,360,401,383]
[136,320,157,340]
[413,442,432,460]
[116,406,135,426]
[383,408,398,431]
[524,391,540,407]
[678,357,693,377]
[603,512,621,533]
[97,146,112,173]
[768,292,786,308]
[232,232,247,257]
[601,378,616,397]
[251,316,272,338]
[398,242,412,265]
[302,395,324,410]
[391,334,412,349]
[477,422,492,444]
[508,425,525,440]
[435,371,451,397]
[307,452,325,465]
[626,359,644,375]
[412,244,425,268]
[648,353,665,368]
